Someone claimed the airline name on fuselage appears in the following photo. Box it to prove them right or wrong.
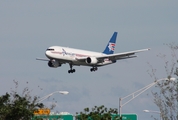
[51,48,89,57]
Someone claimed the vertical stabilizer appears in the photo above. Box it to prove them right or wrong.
[103,32,118,54]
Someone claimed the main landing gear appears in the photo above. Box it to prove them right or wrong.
[67,64,98,73]
[68,64,75,73]
[90,67,98,72]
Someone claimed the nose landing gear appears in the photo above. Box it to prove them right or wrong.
[68,63,76,73]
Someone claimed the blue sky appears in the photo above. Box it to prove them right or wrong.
[0,1,178,120]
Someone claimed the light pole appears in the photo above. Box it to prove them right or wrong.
[143,110,161,120]
[38,91,69,102]
[118,77,175,118]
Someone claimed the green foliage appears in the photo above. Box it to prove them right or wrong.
[0,80,44,120]
[75,105,118,120]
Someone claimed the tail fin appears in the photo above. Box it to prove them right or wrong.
[103,32,118,54]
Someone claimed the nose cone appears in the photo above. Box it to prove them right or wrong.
[45,47,55,58]
[45,51,50,58]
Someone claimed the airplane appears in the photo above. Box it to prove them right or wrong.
[36,32,150,73]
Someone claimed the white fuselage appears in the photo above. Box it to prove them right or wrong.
[45,46,114,67]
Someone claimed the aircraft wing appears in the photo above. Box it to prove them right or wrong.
[36,58,68,64]
[76,48,150,62]
[97,48,150,61]
[36,58,49,61]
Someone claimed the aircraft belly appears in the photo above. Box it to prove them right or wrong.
[72,60,114,67]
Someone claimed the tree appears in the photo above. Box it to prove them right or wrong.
[0,80,44,120]
[148,43,178,120]
[75,105,118,120]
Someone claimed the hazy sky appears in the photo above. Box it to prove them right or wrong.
[1,1,178,120]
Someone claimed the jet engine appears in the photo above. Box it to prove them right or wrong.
[86,57,98,64]
[48,59,61,68]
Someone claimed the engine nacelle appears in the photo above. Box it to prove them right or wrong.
[86,57,98,64]
[48,59,61,68]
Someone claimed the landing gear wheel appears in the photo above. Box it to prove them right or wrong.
[68,69,76,73]
[90,67,98,72]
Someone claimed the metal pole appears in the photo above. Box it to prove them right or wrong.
[119,78,175,120]
[119,98,122,118]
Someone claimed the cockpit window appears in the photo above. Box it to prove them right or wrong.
[46,48,54,51]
